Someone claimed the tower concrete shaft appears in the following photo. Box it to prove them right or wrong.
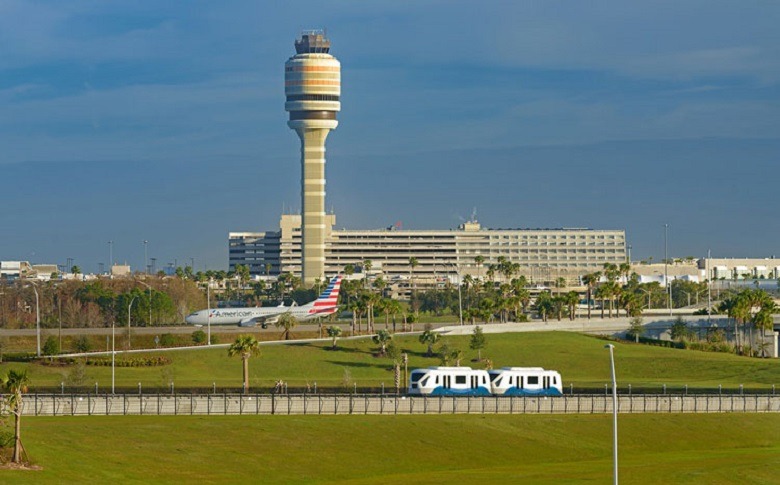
[285,31,340,286]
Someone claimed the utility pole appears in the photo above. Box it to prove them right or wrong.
[664,224,671,316]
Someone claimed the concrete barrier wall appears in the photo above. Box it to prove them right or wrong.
[14,394,780,416]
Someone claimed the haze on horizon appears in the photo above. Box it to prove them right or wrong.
[1,1,778,273]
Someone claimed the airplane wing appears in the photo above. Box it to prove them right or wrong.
[239,312,285,327]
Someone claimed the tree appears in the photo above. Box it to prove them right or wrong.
[418,325,440,356]
[275,313,298,340]
[627,316,643,343]
[2,369,30,463]
[534,292,553,322]
[42,335,60,356]
[408,257,419,315]
[74,335,92,353]
[469,326,487,361]
[227,335,260,394]
[326,325,342,349]
[71,265,81,276]
[564,291,579,320]
[450,348,464,366]
[192,330,207,345]
[582,272,601,319]
[372,329,392,356]
[670,317,690,342]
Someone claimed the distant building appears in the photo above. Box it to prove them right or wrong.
[111,264,132,277]
[0,261,32,280]
[229,214,627,286]
[631,263,703,285]
[698,258,780,280]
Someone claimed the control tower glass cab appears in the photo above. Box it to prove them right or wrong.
[284,31,341,286]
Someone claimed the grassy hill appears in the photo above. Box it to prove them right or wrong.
[3,414,779,483]
[2,331,778,390]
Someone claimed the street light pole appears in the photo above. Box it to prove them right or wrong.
[706,249,712,324]
[664,224,671,316]
[31,284,40,357]
[108,240,113,272]
[143,240,149,275]
[137,280,153,327]
[207,279,212,345]
[128,296,137,349]
[112,320,116,394]
[605,344,618,485]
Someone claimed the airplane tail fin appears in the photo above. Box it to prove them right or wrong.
[309,275,342,315]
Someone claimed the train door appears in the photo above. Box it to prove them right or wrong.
[543,375,549,389]
[470,375,479,389]
[443,375,451,389]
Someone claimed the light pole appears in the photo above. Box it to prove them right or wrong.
[108,240,114,272]
[29,283,41,357]
[706,249,712,323]
[604,344,618,485]
[143,240,149,275]
[447,262,463,325]
[639,288,652,310]
[128,296,137,349]
[207,279,212,345]
[112,319,116,394]
[137,280,153,327]
[664,224,672,316]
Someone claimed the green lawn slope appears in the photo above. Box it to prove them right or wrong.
[2,332,778,390]
[2,414,778,483]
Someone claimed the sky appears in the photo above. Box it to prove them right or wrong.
[1,1,779,273]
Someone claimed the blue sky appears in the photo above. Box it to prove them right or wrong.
[1,1,779,272]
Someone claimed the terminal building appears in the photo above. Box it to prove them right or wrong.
[229,214,627,286]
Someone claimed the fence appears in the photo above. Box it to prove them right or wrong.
[15,393,780,416]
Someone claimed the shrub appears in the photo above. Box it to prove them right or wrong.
[192,330,207,345]
[159,333,175,347]
[74,335,92,353]
[85,356,172,367]
[42,335,60,356]
[209,334,219,345]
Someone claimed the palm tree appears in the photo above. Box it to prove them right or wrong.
[408,257,419,314]
[2,369,30,463]
[564,291,579,320]
[228,335,260,393]
[326,325,342,349]
[275,312,298,340]
[362,259,372,288]
[419,325,440,356]
[582,272,601,320]
[372,329,392,356]
[474,255,484,283]
[534,292,553,322]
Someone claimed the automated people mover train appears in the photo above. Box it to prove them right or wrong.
[408,366,562,396]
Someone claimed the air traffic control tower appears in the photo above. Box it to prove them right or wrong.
[285,30,341,286]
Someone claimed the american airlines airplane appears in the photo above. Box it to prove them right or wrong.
[185,275,342,327]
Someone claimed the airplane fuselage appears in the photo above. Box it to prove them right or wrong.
[186,305,333,326]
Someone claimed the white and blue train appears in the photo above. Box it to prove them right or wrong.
[408,366,562,397]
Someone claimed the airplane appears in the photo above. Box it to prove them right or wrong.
[185,274,342,327]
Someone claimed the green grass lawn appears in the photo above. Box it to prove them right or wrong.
[2,331,779,390]
[2,414,778,483]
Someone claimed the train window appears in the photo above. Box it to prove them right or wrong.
[527,376,539,385]
[435,376,440,385]
[455,375,466,385]
[420,377,429,387]
[410,373,425,383]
